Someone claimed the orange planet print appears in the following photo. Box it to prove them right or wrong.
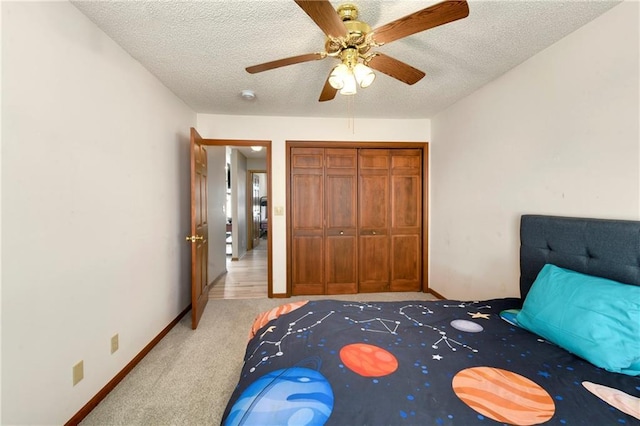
[249,300,308,339]
[452,367,555,425]
[340,343,398,377]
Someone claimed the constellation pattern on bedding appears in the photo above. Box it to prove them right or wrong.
[247,301,485,375]
[400,304,479,354]
[342,302,402,335]
[246,309,335,372]
[339,301,480,352]
[225,298,640,426]
[343,315,401,334]
[443,302,492,309]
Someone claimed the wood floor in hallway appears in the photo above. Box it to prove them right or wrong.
[209,240,268,299]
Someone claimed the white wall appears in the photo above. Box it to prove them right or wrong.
[430,1,639,300]
[1,2,196,424]
[196,116,431,294]
[207,146,228,282]
[247,158,266,171]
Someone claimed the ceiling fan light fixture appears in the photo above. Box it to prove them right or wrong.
[354,63,375,88]
[339,73,358,95]
[328,64,349,89]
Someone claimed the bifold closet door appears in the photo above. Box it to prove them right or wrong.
[291,145,422,295]
[390,149,422,291]
[358,148,422,292]
[290,148,324,295]
[291,147,358,295]
[324,149,358,294]
[358,149,391,292]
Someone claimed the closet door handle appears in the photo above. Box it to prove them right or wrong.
[340,231,344,235]
[372,231,376,235]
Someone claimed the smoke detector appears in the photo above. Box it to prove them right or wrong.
[240,90,256,100]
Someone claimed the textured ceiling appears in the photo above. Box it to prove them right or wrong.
[71,0,620,119]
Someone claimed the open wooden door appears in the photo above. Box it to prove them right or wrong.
[188,128,209,329]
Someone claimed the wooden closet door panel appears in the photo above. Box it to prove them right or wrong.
[358,149,390,291]
[359,150,389,230]
[391,234,421,291]
[325,175,357,229]
[390,149,422,291]
[391,175,421,230]
[326,235,357,293]
[359,175,389,229]
[292,236,324,294]
[391,149,422,230]
[325,148,357,293]
[358,235,390,292]
[326,148,357,170]
[292,147,324,170]
[292,174,323,230]
[291,147,324,295]
[359,149,390,170]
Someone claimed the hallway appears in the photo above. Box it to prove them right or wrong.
[209,240,268,299]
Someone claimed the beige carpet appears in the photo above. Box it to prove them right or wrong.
[80,292,437,425]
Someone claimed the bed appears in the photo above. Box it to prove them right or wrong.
[222,215,640,425]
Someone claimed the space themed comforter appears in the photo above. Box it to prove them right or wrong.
[221,298,640,425]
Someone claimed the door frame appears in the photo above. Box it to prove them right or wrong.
[285,141,429,296]
[200,138,274,298]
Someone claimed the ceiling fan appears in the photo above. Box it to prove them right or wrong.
[246,0,469,102]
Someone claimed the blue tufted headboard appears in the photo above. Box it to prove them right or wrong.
[520,215,640,300]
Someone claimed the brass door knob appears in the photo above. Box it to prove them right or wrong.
[185,235,204,243]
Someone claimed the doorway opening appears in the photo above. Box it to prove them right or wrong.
[201,139,272,299]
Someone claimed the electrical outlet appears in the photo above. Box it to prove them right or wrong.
[111,334,119,354]
[73,361,84,386]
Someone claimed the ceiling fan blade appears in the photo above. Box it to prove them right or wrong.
[294,0,347,39]
[367,53,426,85]
[319,72,338,102]
[372,0,469,45]
[246,53,326,74]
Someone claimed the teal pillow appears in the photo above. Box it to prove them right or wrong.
[516,264,640,376]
